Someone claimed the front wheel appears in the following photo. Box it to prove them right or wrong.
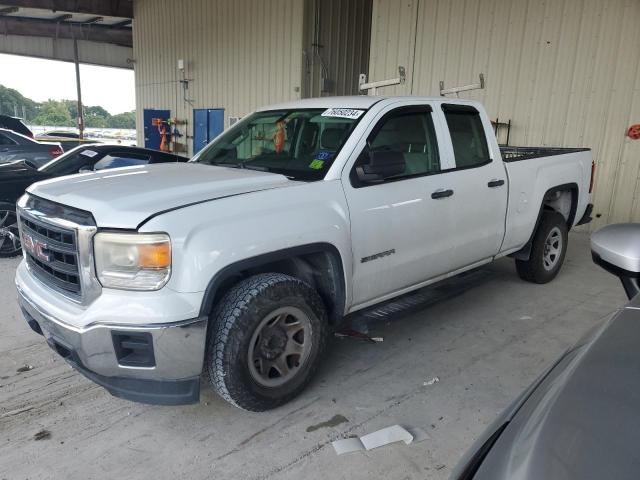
[516,210,568,283]
[206,273,328,411]
[0,202,21,258]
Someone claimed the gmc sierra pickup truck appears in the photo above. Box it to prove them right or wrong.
[15,96,594,410]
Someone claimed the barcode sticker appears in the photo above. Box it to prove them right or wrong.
[321,108,365,119]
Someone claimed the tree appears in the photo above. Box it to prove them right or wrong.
[32,100,74,127]
[0,85,40,121]
[0,84,136,129]
[108,111,136,129]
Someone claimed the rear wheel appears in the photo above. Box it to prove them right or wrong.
[206,273,328,411]
[516,210,568,283]
[0,202,21,258]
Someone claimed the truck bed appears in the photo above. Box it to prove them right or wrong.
[500,146,590,162]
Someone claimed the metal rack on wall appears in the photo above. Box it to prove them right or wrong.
[492,117,512,146]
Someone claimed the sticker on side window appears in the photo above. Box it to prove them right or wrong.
[321,108,365,119]
[80,149,99,158]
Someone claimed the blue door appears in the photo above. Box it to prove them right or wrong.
[143,109,170,150]
[193,108,224,154]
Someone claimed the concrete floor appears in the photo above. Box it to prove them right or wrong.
[0,232,625,480]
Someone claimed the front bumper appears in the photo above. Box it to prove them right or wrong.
[16,263,208,405]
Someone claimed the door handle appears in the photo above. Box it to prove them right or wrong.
[431,189,454,199]
[487,179,505,188]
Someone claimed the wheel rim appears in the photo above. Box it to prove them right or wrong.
[0,209,21,255]
[248,306,313,388]
[543,226,562,271]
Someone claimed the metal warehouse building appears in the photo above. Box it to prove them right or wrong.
[0,0,638,230]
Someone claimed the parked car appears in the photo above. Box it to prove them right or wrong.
[0,128,62,168]
[0,144,186,257]
[36,130,100,151]
[0,114,33,138]
[15,96,593,409]
[450,223,640,480]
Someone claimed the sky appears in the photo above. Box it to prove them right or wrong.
[0,53,135,114]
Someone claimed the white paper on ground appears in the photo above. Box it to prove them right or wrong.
[331,437,366,455]
[332,425,418,455]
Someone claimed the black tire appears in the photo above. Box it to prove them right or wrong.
[0,201,21,258]
[206,273,328,411]
[516,210,568,283]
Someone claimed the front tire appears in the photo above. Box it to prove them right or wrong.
[206,273,328,411]
[0,202,21,258]
[516,210,568,283]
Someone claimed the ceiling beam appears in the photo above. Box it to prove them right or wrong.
[0,15,132,47]
[0,1,133,18]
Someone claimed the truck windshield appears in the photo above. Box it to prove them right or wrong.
[191,108,363,181]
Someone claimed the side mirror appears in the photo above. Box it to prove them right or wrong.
[355,150,406,183]
[591,224,640,299]
[78,166,93,173]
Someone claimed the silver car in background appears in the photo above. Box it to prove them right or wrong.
[0,128,63,168]
[451,224,640,480]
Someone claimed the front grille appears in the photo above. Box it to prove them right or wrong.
[20,213,82,297]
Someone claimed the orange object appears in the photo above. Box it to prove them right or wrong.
[138,242,171,269]
[627,124,640,140]
[158,123,169,152]
[274,120,286,154]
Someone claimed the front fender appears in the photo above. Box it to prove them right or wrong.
[140,179,353,309]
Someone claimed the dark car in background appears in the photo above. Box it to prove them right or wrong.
[36,130,100,151]
[451,223,640,480]
[0,144,187,257]
[0,128,63,168]
[0,115,33,138]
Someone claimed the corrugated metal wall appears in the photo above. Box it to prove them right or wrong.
[369,0,640,230]
[302,0,372,97]
[133,0,305,154]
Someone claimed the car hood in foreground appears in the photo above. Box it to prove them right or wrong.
[469,305,640,480]
[27,163,293,228]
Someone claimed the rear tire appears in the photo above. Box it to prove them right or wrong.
[206,273,328,411]
[516,210,568,283]
[0,202,21,258]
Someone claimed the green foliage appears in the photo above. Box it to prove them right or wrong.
[108,111,136,129]
[0,85,40,120]
[33,99,75,127]
[0,84,135,129]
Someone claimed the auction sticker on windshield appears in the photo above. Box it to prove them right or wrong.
[321,108,365,119]
[80,149,99,158]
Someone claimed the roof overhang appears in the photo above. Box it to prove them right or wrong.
[0,1,133,68]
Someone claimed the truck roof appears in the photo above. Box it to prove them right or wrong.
[258,95,478,111]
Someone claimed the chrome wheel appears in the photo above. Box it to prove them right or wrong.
[0,209,21,256]
[543,226,562,271]
[248,306,313,388]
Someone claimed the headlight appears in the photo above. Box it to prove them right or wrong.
[94,232,171,291]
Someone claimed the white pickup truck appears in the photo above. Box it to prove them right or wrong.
[15,96,594,410]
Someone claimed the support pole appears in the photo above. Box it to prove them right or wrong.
[74,39,84,139]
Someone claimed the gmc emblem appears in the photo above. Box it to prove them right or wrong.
[23,233,50,262]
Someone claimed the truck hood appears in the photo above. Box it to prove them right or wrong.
[27,162,293,228]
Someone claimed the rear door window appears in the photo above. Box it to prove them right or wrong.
[442,105,490,168]
[93,153,151,171]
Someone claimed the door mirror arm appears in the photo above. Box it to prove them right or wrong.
[355,149,406,184]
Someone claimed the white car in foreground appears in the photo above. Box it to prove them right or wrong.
[15,96,594,410]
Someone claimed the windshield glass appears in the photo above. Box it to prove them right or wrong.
[38,145,101,175]
[191,108,364,181]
